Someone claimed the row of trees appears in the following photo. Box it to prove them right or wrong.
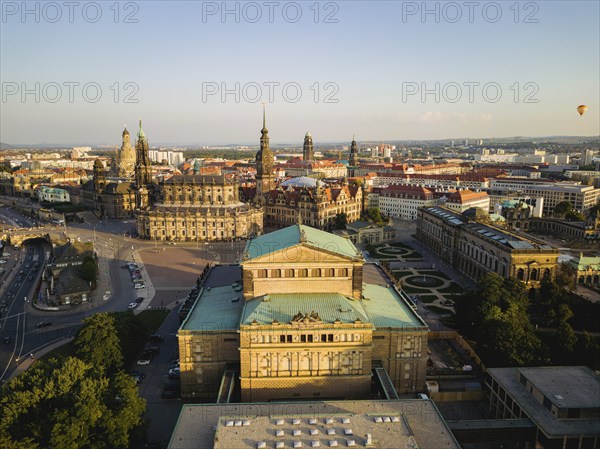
[0,313,148,449]
[454,273,600,369]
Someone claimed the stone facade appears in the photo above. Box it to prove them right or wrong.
[136,174,263,241]
[178,225,429,402]
[114,126,136,178]
[264,184,363,230]
[417,206,559,285]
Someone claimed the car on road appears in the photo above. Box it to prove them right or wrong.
[36,321,52,328]
[135,297,144,304]
[134,283,146,290]
[28,276,33,281]
[0,259,7,264]
[136,358,150,366]
[168,367,180,378]
[128,302,138,309]
[144,346,160,354]
[4,336,10,344]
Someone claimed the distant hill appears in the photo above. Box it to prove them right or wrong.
[0,142,16,150]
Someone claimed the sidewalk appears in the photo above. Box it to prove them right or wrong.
[7,336,74,381]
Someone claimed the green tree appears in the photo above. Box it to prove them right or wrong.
[555,321,577,353]
[564,210,585,222]
[80,256,97,283]
[74,314,123,375]
[362,207,385,224]
[333,212,348,230]
[554,201,573,217]
[0,357,145,449]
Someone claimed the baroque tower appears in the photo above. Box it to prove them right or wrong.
[116,126,136,178]
[255,106,274,203]
[93,159,106,192]
[349,135,359,167]
[135,120,152,187]
[302,131,314,161]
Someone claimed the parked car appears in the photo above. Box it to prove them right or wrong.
[144,346,160,354]
[4,336,10,344]
[161,388,179,399]
[168,367,180,378]
[128,302,138,309]
[36,321,52,328]
[135,297,144,304]
[136,358,150,366]
[134,283,146,290]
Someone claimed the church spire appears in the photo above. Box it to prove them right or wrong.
[261,103,268,134]
[138,119,145,139]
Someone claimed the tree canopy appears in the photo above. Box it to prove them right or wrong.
[0,357,145,449]
[454,273,545,367]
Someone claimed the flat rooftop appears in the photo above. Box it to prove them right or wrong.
[488,367,600,437]
[168,400,461,449]
[180,265,244,332]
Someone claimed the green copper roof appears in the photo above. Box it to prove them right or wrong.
[241,293,370,325]
[360,283,427,329]
[181,284,245,331]
[137,119,145,139]
[568,255,600,271]
[243,224,362,261]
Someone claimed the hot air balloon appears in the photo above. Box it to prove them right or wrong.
[577,105,588,116]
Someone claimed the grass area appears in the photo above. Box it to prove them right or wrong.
[425,305,453,315]
[404,252,422,259]
[388,241,411,249]
[415,270,451,280]
[437,282,464,294]
[443,294,459,300]
[392,270,414,279]
[439,317,457,328]
[418,295,438,303]
[38,340,75,365]
[401,285,429,293]
[137,309,170,334]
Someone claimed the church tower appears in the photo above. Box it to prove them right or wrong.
[349,135,359,167]
[135,120,152,187]
[117,126,136,178]
[302,131,314,161]
[93,159,106,193]
[255,106,274,203]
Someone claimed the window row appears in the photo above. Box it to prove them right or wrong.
[255,268,350,278]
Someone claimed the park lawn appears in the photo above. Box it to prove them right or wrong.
[401,285,430,294]
[415,270,451,280]
[425,305,453,315]
[438,282,464,294]
[388,242,411,249]
[137,309,170,334]
[38,340,75,365]
[418,295,438,303]
[392,270,414,279]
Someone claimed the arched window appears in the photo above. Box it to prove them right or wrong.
[340,268,348,277]
[530,268,538,281]
[286,269,295,277]
[517,268,525,280]
[543,268,551,280]
[298,269,308,277]
[271,269,281,278]
[312,268,321,277]
[279,356,291,373]
[325,268,334,277]
[257,269,267,278]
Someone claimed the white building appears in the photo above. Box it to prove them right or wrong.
[37,186,70,203]
[378,185,436,220]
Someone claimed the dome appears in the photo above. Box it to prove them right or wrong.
[280,176,325,189]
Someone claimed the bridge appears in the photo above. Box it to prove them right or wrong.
[0,228,68,246]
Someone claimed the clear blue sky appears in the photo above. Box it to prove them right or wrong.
[1,1,598,145]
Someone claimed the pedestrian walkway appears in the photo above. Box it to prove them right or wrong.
[7,336,74,381]
[131,250,156,314]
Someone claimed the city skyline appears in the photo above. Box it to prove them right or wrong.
[1,1,599,144]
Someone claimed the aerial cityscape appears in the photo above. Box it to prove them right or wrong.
[1,1,599,449]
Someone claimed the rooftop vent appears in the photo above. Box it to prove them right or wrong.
[311,441,320,448]
[225,420,234,427]
[310,429,319,435]
[344,429,353,435]
[292,418,301,425]
[329,441,338,447]
[294,442,302,448]
[327,429,335,436]
[276,430,284,437]
[341,418,350,424]
[325,418,334,425]
[347,441,356,447]
[231,296,240,302]
[257,442,266,449]
[276,443,284,449]
[374,417,383,423]
[276,419,284,425]
[309,418,317,425]
[555,394,564,400]
[242,420,250,426]
[292,429,301,436]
